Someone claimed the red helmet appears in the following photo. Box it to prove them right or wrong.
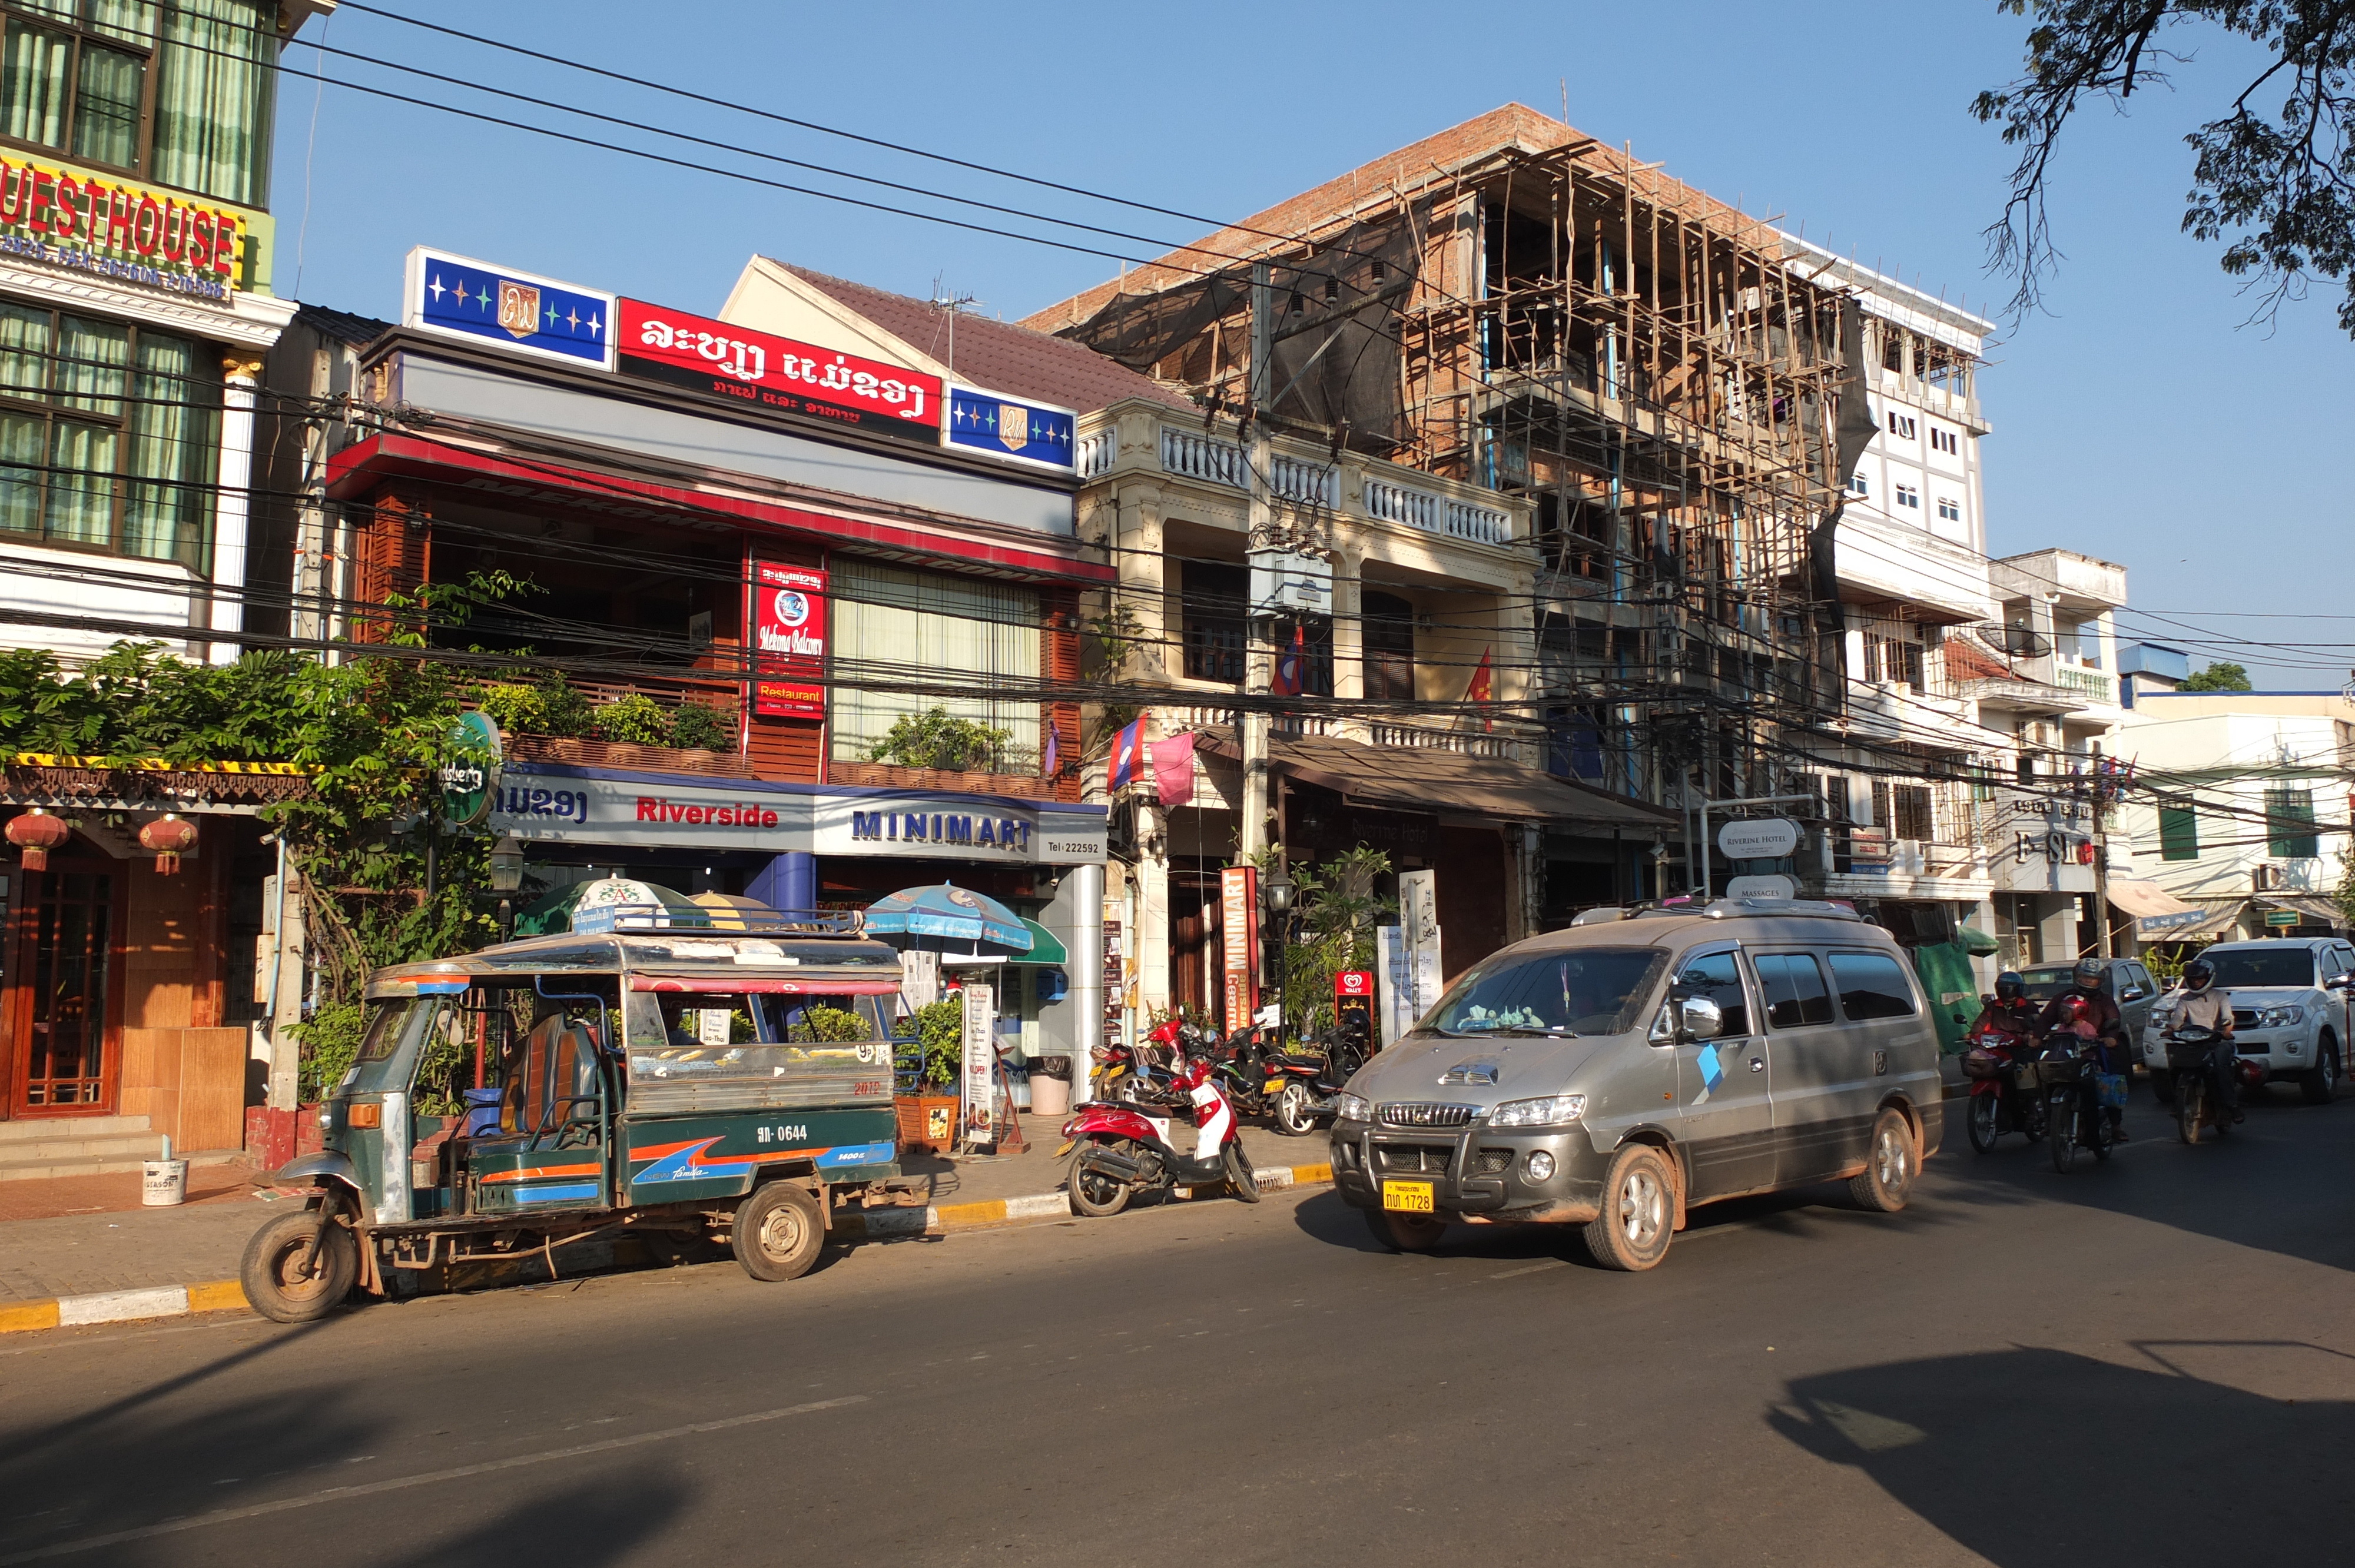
[2053,995,2091,1026]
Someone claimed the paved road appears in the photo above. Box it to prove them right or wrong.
[4,1089,2351,1568]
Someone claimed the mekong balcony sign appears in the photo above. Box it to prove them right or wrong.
[403,247,618,370]
[1716,818,1801,861]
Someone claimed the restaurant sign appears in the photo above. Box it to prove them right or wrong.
[751,562,827,719]
[944,385,1077,472]
[0,154,247,301]
[618,299,944,445]
[403,248,616,369]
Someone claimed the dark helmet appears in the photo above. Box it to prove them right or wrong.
[1994,971,2026,1003]
[2183,958,2215,992]
[2072,956,2107,991]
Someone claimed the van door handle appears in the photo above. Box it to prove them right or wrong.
[1749,1057,1765,1072]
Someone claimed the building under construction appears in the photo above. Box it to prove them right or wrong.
[1024,104,1875,809]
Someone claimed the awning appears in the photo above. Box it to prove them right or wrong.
[2143,903,2241,943]
[1196,731,1677,829]
[2262,895,2344,928]
[2105,879,2198,921]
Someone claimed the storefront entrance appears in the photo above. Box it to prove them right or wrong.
[5,864,125,1116]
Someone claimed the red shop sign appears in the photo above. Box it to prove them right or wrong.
[618,299,942,444]
[1335,970,1374,998]
[752,562,827,720]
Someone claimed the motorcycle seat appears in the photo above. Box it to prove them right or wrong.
[1268,1054,1324,1071]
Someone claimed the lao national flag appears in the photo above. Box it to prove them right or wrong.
[1271,624,1307,698]
[1107,717,1145,793]
[1042,724,1060,779]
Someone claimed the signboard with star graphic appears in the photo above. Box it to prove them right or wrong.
[943,385,1077,473]
[402,247,616,370]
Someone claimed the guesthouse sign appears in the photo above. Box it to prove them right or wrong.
[1,155,247,301]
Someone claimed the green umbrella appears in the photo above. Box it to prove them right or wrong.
[516,876,708,935]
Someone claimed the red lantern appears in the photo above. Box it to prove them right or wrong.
[138,814,198,876]
[6,809,69,872]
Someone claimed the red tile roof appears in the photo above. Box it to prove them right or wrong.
[772,263,1193,416]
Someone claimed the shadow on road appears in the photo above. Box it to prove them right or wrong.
[1769,1341,2354,1566]
[370,1474,691,1568]
[1926,1085,2355,1274]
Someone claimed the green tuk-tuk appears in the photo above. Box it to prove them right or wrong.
[240,915,924,1323]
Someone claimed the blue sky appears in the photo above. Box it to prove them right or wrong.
[275,1,2351,686]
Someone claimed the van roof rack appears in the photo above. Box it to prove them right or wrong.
[1576,896,1863,925]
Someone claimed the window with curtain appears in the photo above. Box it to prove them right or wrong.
[828,557,1041,771]
[2265,788,2318,858]
[0,300,217,566]
[0,1,272,205]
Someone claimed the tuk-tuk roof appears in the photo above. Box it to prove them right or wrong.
[363,928,907,1000]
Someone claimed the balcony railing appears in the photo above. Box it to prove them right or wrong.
[1364,477,1513,546]
[2052,663,2117,705]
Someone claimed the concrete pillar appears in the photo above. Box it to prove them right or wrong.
[748,851,817,914]
[1065,862,1105,1104]
[208,354,264,663]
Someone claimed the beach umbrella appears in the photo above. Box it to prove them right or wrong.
[516,876,707,935]
[862,882,1032,952]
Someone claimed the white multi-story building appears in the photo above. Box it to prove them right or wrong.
[1772,242,2134,989]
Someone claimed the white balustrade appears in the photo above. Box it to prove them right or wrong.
[1364,477,1511,546]
[1076,428,1117,479]
[1158,426,1248,490]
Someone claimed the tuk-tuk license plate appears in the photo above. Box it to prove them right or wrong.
[1381,1180,1435,1213]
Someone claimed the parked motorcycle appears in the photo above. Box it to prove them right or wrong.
[1059,1041,1260,1217]
[2042,1038,2124,1173]
[1962,1022,2048,1153]
[1093,1032,1178,1107]
[2162,1024,2263,1144]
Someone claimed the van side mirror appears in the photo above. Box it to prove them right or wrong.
[1677,992,1726,1042]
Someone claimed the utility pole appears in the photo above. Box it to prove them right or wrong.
[2089,740,2113,958]
[1239,261,1273,862]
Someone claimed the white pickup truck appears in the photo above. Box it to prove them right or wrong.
[2143,937,2353,1106]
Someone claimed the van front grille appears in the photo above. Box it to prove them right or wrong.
[1375,1143,1453,1175]
[1379,1102,1475,1128]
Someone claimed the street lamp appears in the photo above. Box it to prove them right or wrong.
[1263,869,1297,1044]
[489,836,524,942]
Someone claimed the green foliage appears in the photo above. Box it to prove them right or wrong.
[291,1001,366,1104]
[789,1004,872,1044]
[1276,845,1395,1035]
[913,998,964,1087]
[592,693,670,746]
[1975,2,2355,335]
[475,671,594,738]
[870,706,1013,773]
[667,700,734,752]
[2181,660,2253,692]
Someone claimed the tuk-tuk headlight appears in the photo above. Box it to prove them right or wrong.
[1334,1091,1372,1124]
[317,1108,333,1131]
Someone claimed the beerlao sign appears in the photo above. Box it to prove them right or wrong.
[0,154,245,301]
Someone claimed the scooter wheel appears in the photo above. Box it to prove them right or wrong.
[1067,1144,1132,1218]
[1966,1092,2001,1154]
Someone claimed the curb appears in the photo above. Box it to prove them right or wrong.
[0,1161,1342,1336]
[841,1160,1336,1240]
[0,1278,247,1337]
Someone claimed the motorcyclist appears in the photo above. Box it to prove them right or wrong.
[1968,971,2039,1042]
[2167,956,2241,1124]
[2038,956,2131,1142]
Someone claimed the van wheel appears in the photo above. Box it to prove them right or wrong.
[1583,1144,1674,1271]
[1851,1109,1918,1212]
[240,1207,357,1324]
[2300,1035,2339,1105]
[730,1182,824,1282]
[1363,1208,1444,1253]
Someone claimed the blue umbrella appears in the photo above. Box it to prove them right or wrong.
[864,882,1033,952]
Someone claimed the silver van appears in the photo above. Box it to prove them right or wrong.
[1331,898,1944,1271]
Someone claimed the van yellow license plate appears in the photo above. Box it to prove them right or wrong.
[1381,1180,1435,1213]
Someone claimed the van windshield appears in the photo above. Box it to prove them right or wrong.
[1426,947,1666,1037]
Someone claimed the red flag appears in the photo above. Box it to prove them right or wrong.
[1464,649,1494,732]
[1149,732,1197,808]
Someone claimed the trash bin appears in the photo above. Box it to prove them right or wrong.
[142,1158,188,1206]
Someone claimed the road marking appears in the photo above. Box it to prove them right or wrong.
[1488,1260,1569,1280]
[0,1394,868,1565]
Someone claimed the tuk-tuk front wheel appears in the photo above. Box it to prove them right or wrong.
[731,1181,824,1282]
[240,1207,357,1323]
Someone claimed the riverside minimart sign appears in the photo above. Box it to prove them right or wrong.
[0,154,247,301]
[487,765,1106,865]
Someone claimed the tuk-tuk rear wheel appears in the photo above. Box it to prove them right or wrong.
[731,1182,825,1282]
[240,1207,357,1323]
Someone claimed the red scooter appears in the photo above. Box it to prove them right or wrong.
[1059,1020,1261,1217]
[1962,1019,2048,1153]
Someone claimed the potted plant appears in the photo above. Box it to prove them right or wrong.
[894,999,965,1154]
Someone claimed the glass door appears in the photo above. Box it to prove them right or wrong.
[8,868,122,1114]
